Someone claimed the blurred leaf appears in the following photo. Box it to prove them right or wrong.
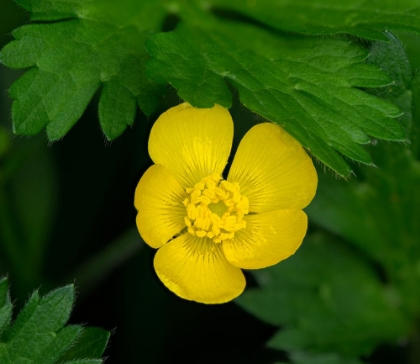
[0,278,109,363]
[13,0,165,26]
[0,0,165,141]
[367,31,412,99]
[365,31,413,137]
[237,233,408,356]
[398,32,420,73]
[307,149,420,297]
[147,19,405,177]
[276,351,364,364]
[289,351,363,364]
[309,154,420,315]
[210,0,420,41]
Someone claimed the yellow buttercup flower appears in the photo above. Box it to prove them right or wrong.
[134,103,317,304]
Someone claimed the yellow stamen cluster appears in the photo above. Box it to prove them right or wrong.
[183,173,249,243]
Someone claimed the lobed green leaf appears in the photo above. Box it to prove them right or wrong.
[4,285,75,360]
[0,279,110,363]
[147,20,405,176]
[1,0,414,175]
[306,32,420,316]
[0,0,166,141]
[58,327,111,361]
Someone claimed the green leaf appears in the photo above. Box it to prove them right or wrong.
[0,0,165,141]
[308,133,420,316]
[209,0,420,41]
[58,328,110,361]
[367,31,412,99]
[237,233,408,357]
[0,278,12,336]
[62,361,102,364]
[365,31,413,136]
[289,351,363,364]
[0,279,110,363]
[32,326,82,364]
[14,0,167,28]
[274,351,364,364]
[1,0,410,175]
[147,19,405,176]
[4,285,75,359]
[306,31,420,315]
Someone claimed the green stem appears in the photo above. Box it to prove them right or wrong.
[66,228,144,295]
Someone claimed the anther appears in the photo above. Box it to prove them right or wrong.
[183,174,249,244]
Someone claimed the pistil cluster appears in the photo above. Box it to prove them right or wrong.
[183,173,249,243]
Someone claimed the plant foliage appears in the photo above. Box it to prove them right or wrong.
[238,233,408,359]
[2,1,420,175]
[2,0,420,363]
[0,277,109,363]
[147,19,404,176]
[238,27,419,363]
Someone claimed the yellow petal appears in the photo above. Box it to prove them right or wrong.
[149,103,233,188]
[135,164,187,249]
[223,209,307,269]
[228,123,317,212]
[154,234,246,304]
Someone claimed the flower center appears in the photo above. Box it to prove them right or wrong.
[183,173,249,243]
